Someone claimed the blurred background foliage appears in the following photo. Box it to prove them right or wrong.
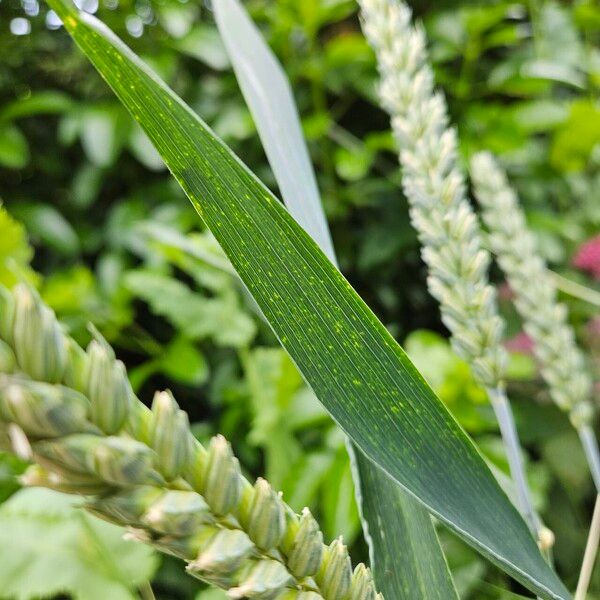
[0,0,599,598]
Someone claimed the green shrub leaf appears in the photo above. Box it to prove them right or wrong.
[0,488,159,600]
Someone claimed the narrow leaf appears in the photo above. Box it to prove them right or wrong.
[358,460,457,598]
[212,3,458,597]
[212,0,335,261]
[44,3,569,598]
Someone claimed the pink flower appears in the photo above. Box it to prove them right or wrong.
[573,235,600,280]
[504,331,534,354]
[587,316,600,340]
[498,281,514,301]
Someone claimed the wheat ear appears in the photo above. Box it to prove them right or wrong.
[358,0,546,541]
[0,283,382,600]
[470,151,600,491]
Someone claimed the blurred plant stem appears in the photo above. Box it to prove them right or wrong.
[575,495,600,600]
[488,387,542,536]
[579,426,600,492]
[550,272,600,308]
[139,582,156,600]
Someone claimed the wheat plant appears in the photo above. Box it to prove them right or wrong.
[358,0,544,540]
[0,283,381,599]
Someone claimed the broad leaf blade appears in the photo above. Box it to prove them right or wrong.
[212,3,458,597]
[46,4,569,598]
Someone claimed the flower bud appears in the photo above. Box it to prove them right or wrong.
[152,524,218,561]
[124,401,153,445]
[149,391,194,480]
[34,434,160,487]
[91,436,161,486]
[0,378,91,438]
[284,507,323,578]
[143,490,213,536]
[316,538,352,600]
[240,478,285,551]
[12,285,66,383]
[86,340,132,434]
[229,559,293,599]
[33,433,103,474]
[201,435,241,515]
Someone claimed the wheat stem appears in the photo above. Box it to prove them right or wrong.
[0,283,381,600]
[575,494,600,600]
[488,387,542,535]
[550,272,600,308]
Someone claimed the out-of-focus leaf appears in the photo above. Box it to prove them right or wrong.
[537,2,585,69]
[322,449,360,543]
[128,124,165,171]
[0,206,38,288]
[80,105,128,167]
[282,451,335,511]
[160,336,209,386]
[0,91,73,122]
[157,2,198,39]
[47,4,570,596]
[0,488,159,600]
[124,270,256,347]
[551,101,600,172]
[244,347,303,488]
[173,26,230,70]
[11,203,79,256]
[0,124,29,169]
[520,60,584,89]
[71,162,104,209]
[512,100,570,133]
[334,145,375,181]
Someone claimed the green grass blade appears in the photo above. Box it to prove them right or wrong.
[212,0,335,262]
[212,3,458,596]
[44,3,569,598]
[358,459,457,598]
